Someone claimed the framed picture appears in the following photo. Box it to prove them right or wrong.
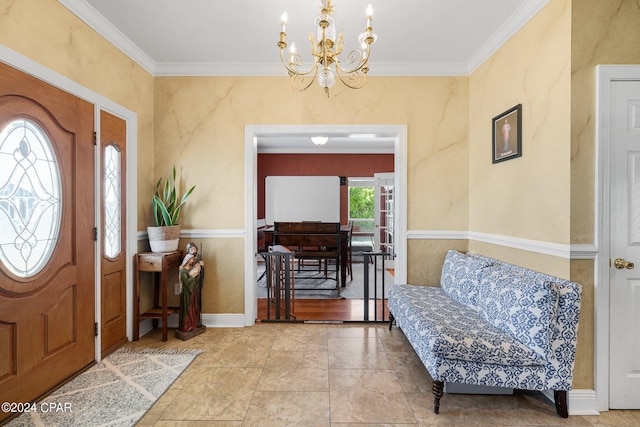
[492,104,522,163]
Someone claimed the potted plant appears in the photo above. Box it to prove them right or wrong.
[147,166,196,252]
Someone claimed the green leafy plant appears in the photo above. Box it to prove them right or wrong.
[151,166,196,227]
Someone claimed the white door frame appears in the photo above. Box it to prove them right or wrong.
[595,64,640,411]
[373,172,396,257]
[243,124,408,326]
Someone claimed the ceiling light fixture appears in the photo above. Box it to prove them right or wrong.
[278,0,377,97]
[310,136,329,146]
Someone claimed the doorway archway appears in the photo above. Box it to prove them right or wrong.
[243,124,407,325]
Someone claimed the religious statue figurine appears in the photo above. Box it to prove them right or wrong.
[176,242,206,339]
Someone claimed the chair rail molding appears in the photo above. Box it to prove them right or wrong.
[138,229,245,240]
[407,230,596,260]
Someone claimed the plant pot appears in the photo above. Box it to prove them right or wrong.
[147,225,181,252]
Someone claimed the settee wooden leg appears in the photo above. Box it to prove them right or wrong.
[433,380,444,414]
[388,313,395,331]
[554,390,568,418]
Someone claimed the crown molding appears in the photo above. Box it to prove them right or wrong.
[368,62,469,77]
[58,0,156,75]
[153,61,472,77]
[154,62,286,77]
[59,0,549,78]
[466,0,550,74]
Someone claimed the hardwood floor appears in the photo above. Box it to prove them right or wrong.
[257,298,389,322]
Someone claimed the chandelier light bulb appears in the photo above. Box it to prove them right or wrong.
[289,42,296,65]
[281,11,288,33]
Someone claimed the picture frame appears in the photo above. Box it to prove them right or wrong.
[492,104,522,163]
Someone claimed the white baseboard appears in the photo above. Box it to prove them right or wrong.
[135,313,247,340]
[540,389,599,416]
[568,389,600,416]
[201,313,246,328]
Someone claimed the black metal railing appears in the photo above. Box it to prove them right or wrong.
[263,245,298,321]
[362,251,394,322]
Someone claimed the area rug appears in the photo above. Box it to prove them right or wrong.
[6,348,203,427]
[257,261,393,299]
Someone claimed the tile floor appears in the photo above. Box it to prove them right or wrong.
[129,323,640,426]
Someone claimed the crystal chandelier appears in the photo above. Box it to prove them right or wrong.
[278,1,377,97]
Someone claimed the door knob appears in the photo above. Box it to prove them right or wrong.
[614,258,635,270]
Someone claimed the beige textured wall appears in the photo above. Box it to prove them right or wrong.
[153,76,469,231]
[163,238,245,314]
[6,0,629,392]
[567,0,640,390]
[2,0,471,319]
[153,76,470,314]
[469,0,572,246]
[0,0,156,230]
[407,239,468,286]
[569,259,595,389]
[465,0,640,391]
[570,0,640,245]
[467,0,597,389]
[469,242,569,278]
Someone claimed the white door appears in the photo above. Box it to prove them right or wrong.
[373,172,395,265]
[610,79,640,408]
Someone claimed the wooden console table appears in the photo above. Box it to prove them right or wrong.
[133,251,182,341]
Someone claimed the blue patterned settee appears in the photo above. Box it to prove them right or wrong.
[388,250,582,418]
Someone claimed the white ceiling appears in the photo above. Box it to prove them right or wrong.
[59,0,548,152]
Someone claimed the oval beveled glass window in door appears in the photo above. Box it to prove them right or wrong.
[0,118,62,278]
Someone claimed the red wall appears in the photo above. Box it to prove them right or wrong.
[258,153,394,224]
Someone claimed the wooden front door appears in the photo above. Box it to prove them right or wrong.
[0,62,95,421]
[100,110,127,357]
